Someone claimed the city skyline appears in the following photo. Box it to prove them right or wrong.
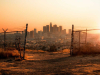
[30,22,67,34]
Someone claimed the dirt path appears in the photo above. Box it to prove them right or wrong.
[0,49,100,75]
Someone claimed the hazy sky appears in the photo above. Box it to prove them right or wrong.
[0,0,100,32]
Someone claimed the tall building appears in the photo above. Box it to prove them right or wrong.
[34,28,37,37]
[58,27,60,32]
[50,22,52,32]
[57,27,59,32]
[53,24,57,33]
[62,29,66,34]
[64,29,66,34]
[34,28,37,34]
[46,25,49,33]
[38,31,42,36]
[68,29,71,35]
[43,26,47,33]
[27,31,30,38]
[59,26,62,32]
[30,30,34,38]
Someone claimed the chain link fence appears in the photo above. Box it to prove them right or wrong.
[70,25,100,55]
[0,24,28,59]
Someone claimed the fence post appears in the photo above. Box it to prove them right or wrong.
[85,29,87,44]
[18,37,21,58]
[70,25,74,56]
[2,28,8,57]
[2,29,8,51]
[23,24,28,59]
[4,31,6,51]
[79,31,80,51]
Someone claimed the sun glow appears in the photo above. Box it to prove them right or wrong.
[0,0,100,31]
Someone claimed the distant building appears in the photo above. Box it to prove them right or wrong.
[34,28,37,37]
[34,28,37,34]
[27,31,30,38]
[64,29,66,34]
[59,26,62,32]
[62,29,66,34]
[57,27,59,32]
[46,25,49,33]
[38,31,42,36]
[43,26,47,33]
[68,29,71,35]
[30,30,34,38]
[50,22,53,33]
[53,24,57,33]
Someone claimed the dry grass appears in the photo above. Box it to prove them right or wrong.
[72,43,100,56]
[0,49,20,59]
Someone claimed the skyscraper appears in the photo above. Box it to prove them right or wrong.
[50,22,52,32]
[64,29,66,34]
[53,25,57,33]
[68,29,71,35]
[62,29,66,34]
[30,30,34,38]
[43,26,46,33]
[34,28,37,34]
[59,26,62,32]
[57,27,59,32]
[46,25,49,33]
[34,28,37,37]
[38,31,42,36]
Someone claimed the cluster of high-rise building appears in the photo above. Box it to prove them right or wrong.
[28,22,71,39]
[43,22,66,34]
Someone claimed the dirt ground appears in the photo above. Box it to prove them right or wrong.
[0,49,100,75]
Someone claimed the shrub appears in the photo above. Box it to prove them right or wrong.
[72,43,100,56]
[49,45,57,52]
[0,50,20,59]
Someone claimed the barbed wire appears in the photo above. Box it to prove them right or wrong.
[7,26,26,32]
[74,26,100,30]
[0,26,26,33]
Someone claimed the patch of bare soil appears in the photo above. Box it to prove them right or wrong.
[0,49,100,75]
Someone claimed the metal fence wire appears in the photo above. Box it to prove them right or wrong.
[70,25,100,55]
[0,24,28,59]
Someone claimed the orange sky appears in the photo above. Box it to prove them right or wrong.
[0,0,100,33]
